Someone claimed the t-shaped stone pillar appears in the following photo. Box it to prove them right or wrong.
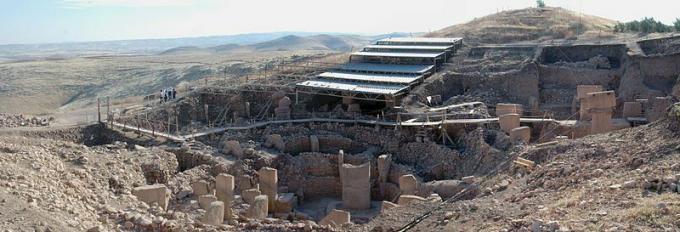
[215,174,234,221]
[258,167,278,210]
[576,85,603,120]
[340,162,371,210]
[586,91,616,134]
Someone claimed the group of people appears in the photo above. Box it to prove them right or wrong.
[160,87,177,103]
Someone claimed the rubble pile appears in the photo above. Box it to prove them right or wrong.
[0,113,51,128]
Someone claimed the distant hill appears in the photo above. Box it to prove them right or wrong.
[427,7,617,44]
[0,32,358,59]
[159,34,372,55]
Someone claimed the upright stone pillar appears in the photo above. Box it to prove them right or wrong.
[310,135,319,152]
[258,167,278,210]
[338,150,344,177]
[215,174,234,221]
[622,101,643,118]
[377,154,392,183]
[648,97,672,122]
[248,195,268,219]
[587,91,616,134]
[202,201,224,226]
[499,113,520,134]
[274,96,291,120]
[576,85,603,120]
[340,163,371,210]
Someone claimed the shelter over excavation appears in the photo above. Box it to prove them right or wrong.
[296,37,462,104]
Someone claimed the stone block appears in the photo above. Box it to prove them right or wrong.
[380,201,399,213]
[496,103,523,116]
[340,163,371,210]
[242,188,261,204]
[273,193,298,213]
[248,195,268,220]
[648,97,672,122]
[191,180,210,197]
[264,134,285,151]
[319,209,350,228]
[202,201,224,226]
[198,194,218,210]
[222,140,243,157]
[499,114,520,134]
[310,135,319,152]
[622,102,643,118]
[399,174,418,195]
[397,195,426,205]
[377,154,392,183]
[258,167,278,210]
[461,176,476,184]
[586,91,616,108]
[576,85,603,100]
[132,184,171,210]
[509,126,531,143]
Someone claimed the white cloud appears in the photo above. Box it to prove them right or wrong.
[61,0,194,8]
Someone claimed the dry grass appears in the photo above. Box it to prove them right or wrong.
[622,193,680,228]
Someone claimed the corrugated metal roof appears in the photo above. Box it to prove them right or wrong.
[351,51,444,58]
[363,44,453,51]
[296,80,408,95]
[318,71,421,84]
[338,63,433,74]
[377,37,463,44]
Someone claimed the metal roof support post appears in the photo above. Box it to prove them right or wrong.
[97,98,101,123]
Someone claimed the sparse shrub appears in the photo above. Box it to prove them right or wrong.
[536,0,546,8]
[618,18,672,34]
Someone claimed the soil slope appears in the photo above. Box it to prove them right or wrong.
[427,7,616,44]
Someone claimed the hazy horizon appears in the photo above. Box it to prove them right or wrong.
[1,0,679,45]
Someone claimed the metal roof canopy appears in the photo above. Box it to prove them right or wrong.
[351,51,445,58]
[296,80,409,95]
[363,44,454,51]
[318,71,422,84]
[377,37,463,45]
[337,63,434,74]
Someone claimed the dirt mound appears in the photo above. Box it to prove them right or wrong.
[427,7,616,44]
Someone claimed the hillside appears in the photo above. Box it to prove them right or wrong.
[428,7,617,44]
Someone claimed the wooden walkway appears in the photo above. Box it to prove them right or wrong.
[107,116,556,142]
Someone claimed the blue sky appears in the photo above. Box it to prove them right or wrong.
[1,0,678,45]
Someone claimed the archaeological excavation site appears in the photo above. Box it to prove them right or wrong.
[2,6,680,232]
